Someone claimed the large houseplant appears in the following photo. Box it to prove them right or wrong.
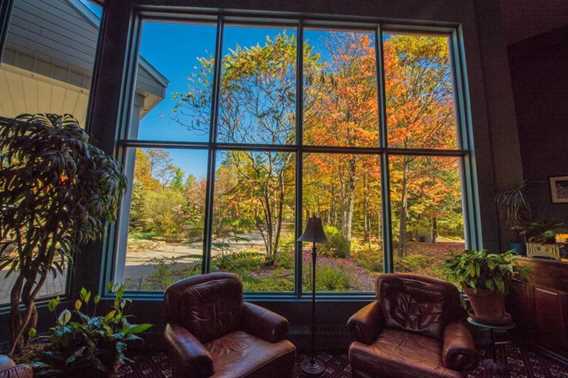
[444,250,524,324]
[0,114,126,354]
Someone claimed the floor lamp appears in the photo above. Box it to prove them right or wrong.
[298,216,327,376]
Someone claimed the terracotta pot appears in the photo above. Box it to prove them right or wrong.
[463,287,511,325]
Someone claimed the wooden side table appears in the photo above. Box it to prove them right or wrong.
[467,317,516,374]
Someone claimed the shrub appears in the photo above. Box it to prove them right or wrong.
[274,245,294,270]
[211,251,264,274]
[240,268,295,292]
[351,240,383,272]
[138,256,201,291]
[319,225,350,258]
[303,264,351,291]
[395,254,431,273]
[316,266,351,291]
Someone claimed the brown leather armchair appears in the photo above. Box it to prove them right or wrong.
[0,355,32,378]
[347,274,478,378]
[163,272,296,378]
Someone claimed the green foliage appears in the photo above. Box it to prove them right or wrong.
[319,225,350,258]
[523,220,565,244]
[31,285,152,377]
[0,114,126,353]
[351,242,383,272]
[140,256,202,291]
[396,254,431,273]
[313,266,351,291]
[443,250,525,294]
[211,251,264,275]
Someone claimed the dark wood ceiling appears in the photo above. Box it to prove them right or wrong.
[91,0,568,45]
[500,0,568,45]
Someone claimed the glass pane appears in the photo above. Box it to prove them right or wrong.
[122,148,208,291]
[383,32,460,149]
[216,25,297,144]
[390,156,465,279]
[211,151,295,292]
[131,20,217,142]
[0,0,102,304]
[303,154,383,292]
[303,29,379,147]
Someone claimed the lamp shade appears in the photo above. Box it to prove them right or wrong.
[298,216,327,243]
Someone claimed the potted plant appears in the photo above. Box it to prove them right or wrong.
[30,285,152,377]
[444,250,525,325]
[0,114,126,354]
[495,183,531,254]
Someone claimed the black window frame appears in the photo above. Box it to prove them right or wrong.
[103,9,481,302]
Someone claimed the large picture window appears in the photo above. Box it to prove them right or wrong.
[114,17,476,296]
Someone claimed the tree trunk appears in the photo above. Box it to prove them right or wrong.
[363,171,370,244]
[341,158,356,257]
[431,216,438,243]
[398,159,409,258]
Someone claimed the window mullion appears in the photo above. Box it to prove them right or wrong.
[202,16,224,273]
[451,29,482,250]
[295,21,304,298]
[376,25,394,273]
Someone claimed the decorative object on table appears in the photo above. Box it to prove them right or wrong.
[495,183,531,254]
[347,274,479,378]
[30,285,152,378]
[444,250,527,325]
[0,114,126,355]
[467,316,516,374]
[523,220,566,260]
[549,175,568,203]
[163,273,296,378]
[526,242,561,260]
[298,216,328,376]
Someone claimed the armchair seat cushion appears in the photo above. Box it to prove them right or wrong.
[349,329,463,378]
[205,331,296,378]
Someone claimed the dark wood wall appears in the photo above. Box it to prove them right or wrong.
[509,27,568,223]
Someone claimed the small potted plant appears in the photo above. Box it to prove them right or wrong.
[29,285,152,377]
[444,250,525,325]
[495,184,531,255]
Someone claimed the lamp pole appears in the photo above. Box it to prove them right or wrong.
[311,240,317,363]
[299,216,326,376]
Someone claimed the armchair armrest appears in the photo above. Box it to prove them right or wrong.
[242,302,288,342]
[346,301,383,345]
[442,321,479,371]
[164,323,214,378]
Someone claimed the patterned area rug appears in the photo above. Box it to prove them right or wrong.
[117,343,568,378]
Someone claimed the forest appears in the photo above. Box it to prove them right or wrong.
[124,30,466,292]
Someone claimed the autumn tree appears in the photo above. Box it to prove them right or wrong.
[174,33,317,264]
[384,34,461,256]
[303,32,380,256]
[130,149,206,242]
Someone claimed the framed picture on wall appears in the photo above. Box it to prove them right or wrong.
[549,176,568,203]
